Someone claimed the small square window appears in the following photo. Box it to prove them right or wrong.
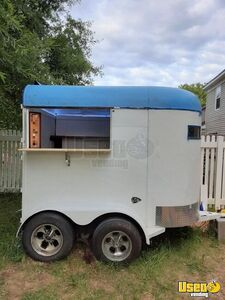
[188,125,201,140]
[215,85,221,110]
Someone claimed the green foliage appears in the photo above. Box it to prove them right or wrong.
[0,0,100,130]
[179,83,206,107]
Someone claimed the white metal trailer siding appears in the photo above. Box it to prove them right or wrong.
[21,108,201,243]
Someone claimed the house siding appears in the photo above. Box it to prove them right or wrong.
[205,80,225,135]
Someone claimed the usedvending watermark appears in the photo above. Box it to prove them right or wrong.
[178,280,221,298]
[92,159,128,169]
[91,132,155,169]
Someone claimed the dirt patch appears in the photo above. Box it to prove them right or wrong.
[89,278,114,293]
[140,293,154,300]
[0,265,54,300]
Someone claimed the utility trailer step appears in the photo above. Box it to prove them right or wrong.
[199,211,221,222]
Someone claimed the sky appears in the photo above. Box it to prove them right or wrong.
[71,0,225,87]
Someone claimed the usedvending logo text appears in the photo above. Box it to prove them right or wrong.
[178,280,220,297]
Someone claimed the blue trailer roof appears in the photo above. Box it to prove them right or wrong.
[23,85,201,113]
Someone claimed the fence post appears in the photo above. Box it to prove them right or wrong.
[215,136,224,210]
[200,135,205,185]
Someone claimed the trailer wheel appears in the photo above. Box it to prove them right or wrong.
[22,212,74,262]
[92,218,142,263]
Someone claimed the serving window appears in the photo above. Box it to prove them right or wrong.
[27,108,110,150]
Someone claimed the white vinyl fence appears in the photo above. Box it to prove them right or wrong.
[201,135,225,210]
[0,130,22,192]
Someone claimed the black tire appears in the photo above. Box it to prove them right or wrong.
[22,212,74,262]
[92,218,142,264]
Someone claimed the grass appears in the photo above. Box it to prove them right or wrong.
[0,193,225,300]
[0,193,23,268]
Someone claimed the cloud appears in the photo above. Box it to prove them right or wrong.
[71,0,225,86]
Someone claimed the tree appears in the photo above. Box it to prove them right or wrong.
[0,0,101,129]
[179,83,206,107]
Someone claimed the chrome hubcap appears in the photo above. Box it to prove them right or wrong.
[102,231,132,262]
[31,224,63,256]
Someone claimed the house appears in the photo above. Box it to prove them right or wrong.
[204,69,225,135]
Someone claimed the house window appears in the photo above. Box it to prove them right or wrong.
[215,85,221,110]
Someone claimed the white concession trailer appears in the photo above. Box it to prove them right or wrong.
[19,85,202,263]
